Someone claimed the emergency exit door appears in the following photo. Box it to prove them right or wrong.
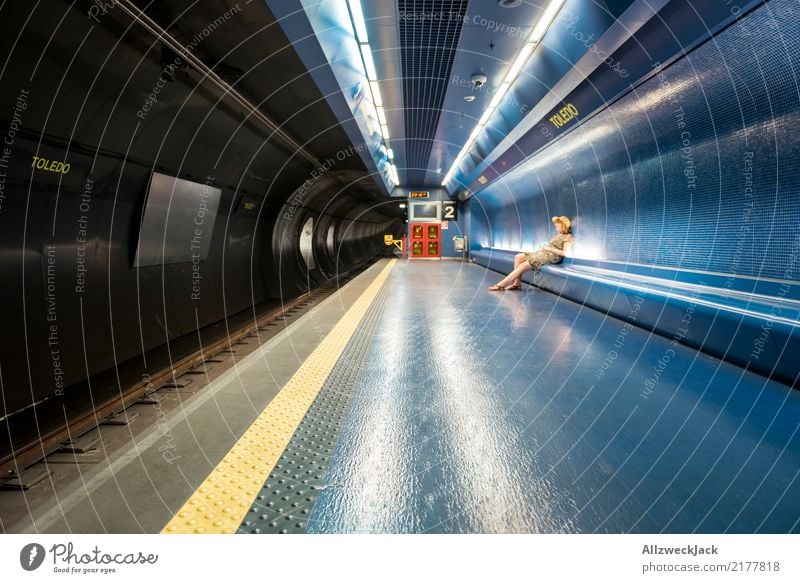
[410,223,440,258]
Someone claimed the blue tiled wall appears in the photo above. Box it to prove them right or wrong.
[468,0,800,282]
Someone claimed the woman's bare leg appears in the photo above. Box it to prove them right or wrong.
[512,253,526,286]
[489,262,532,290]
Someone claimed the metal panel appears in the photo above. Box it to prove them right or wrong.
[134,173,221,267]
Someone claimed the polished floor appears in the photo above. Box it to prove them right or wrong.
[10,259,800,534]
[305,260,800,533]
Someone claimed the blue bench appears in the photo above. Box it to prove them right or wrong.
[471,248,800,388]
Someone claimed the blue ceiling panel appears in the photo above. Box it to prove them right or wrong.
[398,0,469,185]
[265,0,763,196]
[427,0,543,185]
[457,0,766,198]
[446,0,634,191]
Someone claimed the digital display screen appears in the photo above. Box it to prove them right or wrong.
[410,202,439,220]
[134,172,222,267]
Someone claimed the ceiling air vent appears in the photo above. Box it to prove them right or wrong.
[399,0,468,185]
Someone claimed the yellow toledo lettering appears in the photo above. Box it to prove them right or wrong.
[31,155,71,174]
[549,103,579,129]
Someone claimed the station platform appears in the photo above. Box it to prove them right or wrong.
[12,259,800,534]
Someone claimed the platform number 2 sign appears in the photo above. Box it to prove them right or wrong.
[441,201,457,221]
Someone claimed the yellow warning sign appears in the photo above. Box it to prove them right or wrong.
[384,234,403,250]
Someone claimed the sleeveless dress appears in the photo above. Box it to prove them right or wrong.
[524,234,572,270]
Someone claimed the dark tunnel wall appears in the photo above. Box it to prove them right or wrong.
[0,7,274,416]
[0,0,397,428]
[467,0,800,283]
[266,172,400,297]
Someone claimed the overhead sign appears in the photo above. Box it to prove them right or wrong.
[409,191,429,198]
[441,200,458,221]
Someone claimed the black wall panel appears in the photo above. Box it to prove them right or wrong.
[0,0,398,435]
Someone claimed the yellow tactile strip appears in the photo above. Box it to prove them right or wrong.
[162,260,396,534]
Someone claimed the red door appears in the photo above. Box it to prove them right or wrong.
[410,223,440,258]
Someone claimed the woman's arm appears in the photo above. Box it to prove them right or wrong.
[544,239,573,257]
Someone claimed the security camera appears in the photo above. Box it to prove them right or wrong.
[471,74,488,88]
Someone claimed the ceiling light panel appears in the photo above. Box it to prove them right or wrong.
[441,0,567,189]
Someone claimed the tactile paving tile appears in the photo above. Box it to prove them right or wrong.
[237,280,392,534]
[161,260,396,534]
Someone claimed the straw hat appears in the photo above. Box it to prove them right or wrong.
[552,215,571,233]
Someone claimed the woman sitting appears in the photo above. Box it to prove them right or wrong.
[488,216,574,291]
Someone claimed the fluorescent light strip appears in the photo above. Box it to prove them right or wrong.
[346,1,398,185]
[530,0,567,42]
[468,125,482,144]
[346,0,369,43]
[360,43,377,79]
[388,164,399,184]
[489,82,509,109]
[369,81,383,107]
[441,0,566,188]
[505,42,534,83]
[478,107,495,127]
